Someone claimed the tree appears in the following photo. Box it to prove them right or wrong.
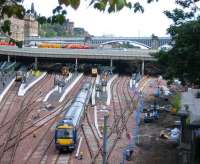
[39,23,69,37]
[0,0,163,43]
[0,0,67,43]
[46,30,57,37]
[156,0,200,85]
[0,0,199,44]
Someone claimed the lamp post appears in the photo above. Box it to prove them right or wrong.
[103,114,109,164]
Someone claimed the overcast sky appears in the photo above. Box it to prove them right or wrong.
[23,0,199,37]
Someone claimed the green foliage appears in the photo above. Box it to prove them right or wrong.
[196,91,200,98]
[39,23,70,37]
[167,80,173,86]
[133,2,144,13]
[155,0,200,85]
[16,41,23,48]
[164,9,194,25]
[0,0,199,45]
[170,92,181,111]
[156,20,200,84]
[1,4,25,19]
[58,0,156,13]
[46,31,57,37]
[37,5,67,25]
[59,0,80,9]
[0,0,67,42]
[1,20,11,35]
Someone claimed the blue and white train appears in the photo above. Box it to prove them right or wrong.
[55,82,92,151]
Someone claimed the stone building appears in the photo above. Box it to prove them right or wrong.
[0,15,38,41]
[66,21,74,35]
[9,17,25,41]
[73,27,90,37]
[24,15,38,38]
[151,34,160,49]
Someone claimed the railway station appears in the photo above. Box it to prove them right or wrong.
[0,43,194,164]
[0,0,199,164]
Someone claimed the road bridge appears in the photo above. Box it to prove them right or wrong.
[0,46,158,75]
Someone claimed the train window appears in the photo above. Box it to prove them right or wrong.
[56,128,73,139]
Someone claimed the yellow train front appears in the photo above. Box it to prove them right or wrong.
[15,71,23,82]
[61,66,69,76]
[91,67,98,77]
[55,82,92,151]
[15,66,27,82]
[55,121,77,151]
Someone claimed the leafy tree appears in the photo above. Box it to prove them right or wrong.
[0,0,164,42]
[156,0,200,85]
[0,0,199,46]
[0,0,67,43]
[39,23,70,37]
[46,30,57,37]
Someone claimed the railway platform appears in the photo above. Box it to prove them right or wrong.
[18,71,47,96]
[44,73,82,103]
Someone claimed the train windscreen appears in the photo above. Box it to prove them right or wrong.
[56,129,73,139]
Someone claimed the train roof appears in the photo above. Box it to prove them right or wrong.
[58,81,92,127]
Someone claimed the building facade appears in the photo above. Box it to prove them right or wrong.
[24,15,38,38]
[0,15,38,41]
[9,17,25,41]
[65,21,74,36]
[73,27,90,37]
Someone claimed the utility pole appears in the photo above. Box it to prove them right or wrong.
[103,114,109,164]
[75,58,78,72]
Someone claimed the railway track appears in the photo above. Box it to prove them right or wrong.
[80,111,102,160]
[63,76,104,163]
[53,153,72,164]
[115,77,128,135]
[1,74,57,129]
[110,78,120,134]
[0,82,21,136]
[0,82,21,119]
[0,75,52,130]
[0,81,20,112]
[13,75,87,164]
[91,76,148,163]
[0,74,53,164]
[107,76,149,161]
[0,101,69,151]
[79,77,99,157]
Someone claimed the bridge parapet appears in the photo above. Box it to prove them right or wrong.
[0,46,157,61]
[25,36,171,49]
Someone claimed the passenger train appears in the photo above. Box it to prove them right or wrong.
[37,43,92,49]
[91,68,98,77]
[15,66,27,82]
[55,82,92,151]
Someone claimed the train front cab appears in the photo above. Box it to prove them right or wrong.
[91,68,97,77]
[55,124,77,152]
[15,71,23,82]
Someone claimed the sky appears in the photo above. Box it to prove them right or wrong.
[23,0,198,37]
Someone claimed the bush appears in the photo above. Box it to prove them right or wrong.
[16,41,23,48]
[167,80,173,86]
[170,92,181,112]
[196,91,200,98]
